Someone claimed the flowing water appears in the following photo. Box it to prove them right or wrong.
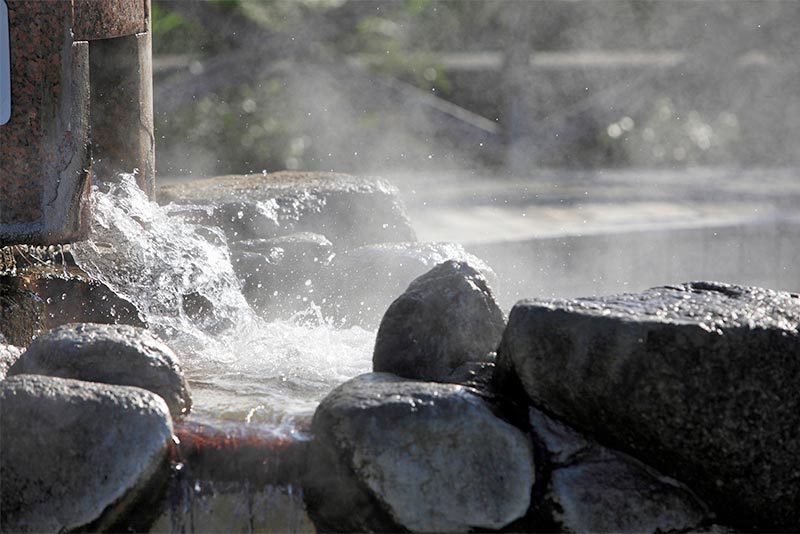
[71,175,374,435]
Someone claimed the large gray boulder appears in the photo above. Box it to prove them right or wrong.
[529,408,711,533]
[157,172,416,248]
[304,373,534,533]
[322,242,497,327]
[496,282,800,530]
[0,375,173,532]
[373,260,505,382]
[0,344,22,379]
[8,323,191,418]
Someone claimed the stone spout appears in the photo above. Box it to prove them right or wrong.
[0,0,154,246]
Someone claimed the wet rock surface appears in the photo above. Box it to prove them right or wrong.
[496,281,800,530]
[446,359,496,392]
[30,267,146,329]
[529,408,711,533]
[305,373,534,533]
[545,460,710,534]
[322,242,497,327]
[0,375,173,533]
[0,344,22,379]
[157,172,416,248]
[230,232,333,318]
[0,278,44,346]
[9,323,191,418]
[373,260,505,381]
[1,265,145,347]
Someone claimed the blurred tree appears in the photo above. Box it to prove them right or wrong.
[151,0,800,177]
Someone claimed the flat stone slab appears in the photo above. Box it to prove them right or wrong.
[157,172,415,248]
[305,373,534,532]
[0,375,173,533]
[496,281,800,530]
[9,323,191,418]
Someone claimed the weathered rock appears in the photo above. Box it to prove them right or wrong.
[31,267,146,328]
[496,282,800,530]
[8,323,191,418]
[157,172,416,248]
[529,408,711,533]
[0,375,173,533]
[181,291,216,323]
[0,344,22,379]
[230,232,332,317]
[546,461,710,533]
[0,277,44,346]
[322,242,498,327]
[1,266,145,342]
[446,360,496,392]
[0,247,15,275]
[305,373,534,533]
[373,260,505,381]
[528,406,601,467]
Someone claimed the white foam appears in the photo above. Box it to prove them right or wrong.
[72,175,374,428]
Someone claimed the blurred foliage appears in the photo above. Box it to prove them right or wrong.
[155,68,470,177]
[156,83,292,175]
[152,0,493,176]
[150,4,210,56]
[237,0,347,30]
[594,102,743,168]
[152,0,800,176]
[150,4,185,36]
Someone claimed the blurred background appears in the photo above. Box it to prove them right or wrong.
[152,0,800,175]
[151,0,800,303]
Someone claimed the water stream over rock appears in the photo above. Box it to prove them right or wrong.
[71,175,374,435]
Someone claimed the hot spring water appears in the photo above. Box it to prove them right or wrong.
[71,175,374,435]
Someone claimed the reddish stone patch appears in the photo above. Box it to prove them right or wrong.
[73,0,147,41]
[173,421,309,487]
[1,0,151,245]
[1,2,73,226]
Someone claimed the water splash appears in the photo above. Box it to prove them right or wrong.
[72,177,249,344]
[71,175,374,431]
